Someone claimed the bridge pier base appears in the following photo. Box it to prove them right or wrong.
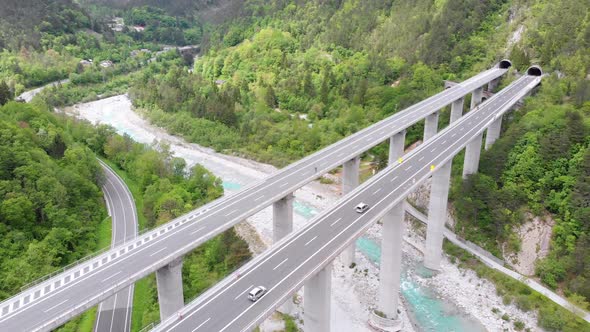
[424,161,452,271]
[304,264,332,332]
[423,111,439,141]
[156,257,184,320]
[341,157,360,267]
[450,98,464,124]
[470,87,484,110]
[273,193,295,314]
[462,133,483,179]
[485,117,502,150]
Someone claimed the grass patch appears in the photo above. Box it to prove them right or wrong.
[131,276,159,332]
[443,240,590,332]
[97,216,113,250]
[76,306,98,332]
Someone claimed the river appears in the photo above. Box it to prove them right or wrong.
[65,94,487,332]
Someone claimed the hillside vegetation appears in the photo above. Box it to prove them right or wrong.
[127,0,590,327]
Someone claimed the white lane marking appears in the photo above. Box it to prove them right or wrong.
[338,152,345,157]
[418,156,424,161]
[190,227,206,235]
[273,258,288,271]
[305,236,318,247]
[102,271,121,283]
[192,317,211,332]
[43,299,68,313]
[279,182,289,188]
[234,285,253,301]
[224,209,238,217]
[95,301,104,331]
[405,165,412,171]
[442,140,447,145]
[373,188,382,196]
[149,247,168,257]
[430,147,437,153]
[390,176,399,183]
[330,217,343,227]
[254,195,264,202]
[109,292,118,332]
[124,286,133,332]
[451,133,457,138]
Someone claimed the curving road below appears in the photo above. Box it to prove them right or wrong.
[95,161,138,332]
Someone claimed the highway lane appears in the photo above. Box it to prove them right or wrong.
[153,75,541,332]
[0,66,508,331]
[95,161,138,332]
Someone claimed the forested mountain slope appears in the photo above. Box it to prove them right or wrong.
[0,102,106,300]
[128,0,590,317]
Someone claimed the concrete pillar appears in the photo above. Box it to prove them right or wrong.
[304,264,332,332]
[273,193,295,314]
[156,258,184,320]
[341,157,360,267]
[273,193,294,243]
[485,117,502,150]
[388,130,406,165]
[487,78,500,92]
[450,98,464,124]
[377,203,404,319]
[470,87,484,110]
[424,161,452,271]
[423,111,439,142]
[462,133,483,179]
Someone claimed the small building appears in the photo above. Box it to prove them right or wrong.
[79,59,93,67]
[132,26,145,32]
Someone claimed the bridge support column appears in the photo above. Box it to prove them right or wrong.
[424,161,452,271]
[470,87,484,110]
[462,133,483,179]
[487,77,500,92]
[423,111,439,141]
[450,98,464,124]
[388,130,406,165]
[304,264,332,332]
[273,193,295,313]
[341,157,360,267]
[485,117,502,150]
[273,193,294,243]
[156,257,184,320]
[377,203,404,318]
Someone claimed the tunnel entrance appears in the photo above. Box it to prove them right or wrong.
[526,65,543,76]
[499,59,512,69]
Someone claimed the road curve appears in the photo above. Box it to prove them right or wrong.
[95,161,138,332]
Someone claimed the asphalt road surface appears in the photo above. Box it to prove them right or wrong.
[95,161,138,332]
